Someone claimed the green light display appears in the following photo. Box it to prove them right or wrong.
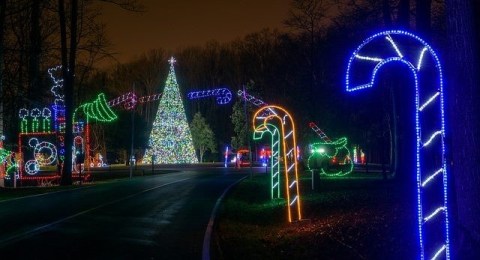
[143,57,198,164]
[74,93,118,123]
[0,147,11,164]
[307,137,354,176]
[253,123,280,199]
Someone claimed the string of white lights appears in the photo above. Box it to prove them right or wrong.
[423,130,443,147]
[355,54,383,62]
[417,47,428,70]
[419,92,440,111]
[421,168,443,187]
[424,207,445,222]
[386,34,404,58]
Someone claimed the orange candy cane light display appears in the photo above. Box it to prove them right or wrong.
[253,105,302,222]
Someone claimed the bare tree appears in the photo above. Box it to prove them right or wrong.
[285,0,332,92]
[445,0,480,257]
[0,0,6,138]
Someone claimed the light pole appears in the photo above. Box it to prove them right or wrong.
[242,83,253,178]
[129,83,135,178]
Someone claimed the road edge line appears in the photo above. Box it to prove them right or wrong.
[202,176,248,260]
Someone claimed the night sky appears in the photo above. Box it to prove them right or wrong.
[99,0,290,64]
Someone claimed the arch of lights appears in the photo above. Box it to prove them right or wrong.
[345,30,450,260]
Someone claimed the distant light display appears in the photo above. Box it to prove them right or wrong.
[224,146,229,167]
[48,65,65,133]
[307,137,353,176]
[108,92,138,110]
[308,122,332,143]
[143,57,198,164]
[138,93,163,103]
[73,93,118,123]
[345,30,450,260]
[253,105,301,223]
[0,147,12,164]
[23,137,58,175]
[19,107,52,134]
[187,88,232,105]
[108,92,163,110]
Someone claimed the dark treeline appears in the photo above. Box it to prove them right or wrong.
[95,0,447,164]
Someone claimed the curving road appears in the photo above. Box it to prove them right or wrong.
[0,166,259,259]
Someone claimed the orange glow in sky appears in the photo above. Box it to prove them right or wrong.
[99,0,290,64]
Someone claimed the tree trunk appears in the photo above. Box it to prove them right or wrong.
[398,0,410,28]
[0,0,5,137]
[415,0,431,36]
[445,0,480,258]
[28,0,41,103]
[59,0,78,185]
[382,0,392,27]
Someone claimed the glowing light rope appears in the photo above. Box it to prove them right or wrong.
[237,90,278,117]
[421,168,443,187]
[224,146,229,167]
[143,57,198,164]
[42,108,51,132]
[108,92,138,110]
[424,207,445,223]
[431,245,447,260]
[309,122,332,143]
[0,147,12,164]
[25,160,40,175]
[107,92,162,110]
[48,65,66,133]
[386,34,403,58]
[419,92,440,111]
[355,54,383,62]
[253,123,281,199]
[138,93,163,103]
[422,130,442,147]
[253,105,302,222]
[19,109,28,133]
[187,88,232,105]
[21,137,58,175]
[30,108,41,133]
[417,47,428,70]
[345,30,450,259]
[74,93,118,123]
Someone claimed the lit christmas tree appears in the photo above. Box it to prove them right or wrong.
[143,57,198,164]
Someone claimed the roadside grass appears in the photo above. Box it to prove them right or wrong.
[212,172,418,259]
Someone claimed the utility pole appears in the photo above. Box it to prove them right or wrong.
[129,83,135,178]
[242,83,253,178]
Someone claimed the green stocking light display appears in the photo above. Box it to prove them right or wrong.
[143,57,198,164]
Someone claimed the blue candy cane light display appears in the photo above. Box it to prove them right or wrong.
[346,30,450,259]
[187,88,232,105]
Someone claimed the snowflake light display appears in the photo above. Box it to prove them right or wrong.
[143,57,198,164]
[345,30,450,260]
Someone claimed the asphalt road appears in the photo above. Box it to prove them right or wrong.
[0,166,260,259]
